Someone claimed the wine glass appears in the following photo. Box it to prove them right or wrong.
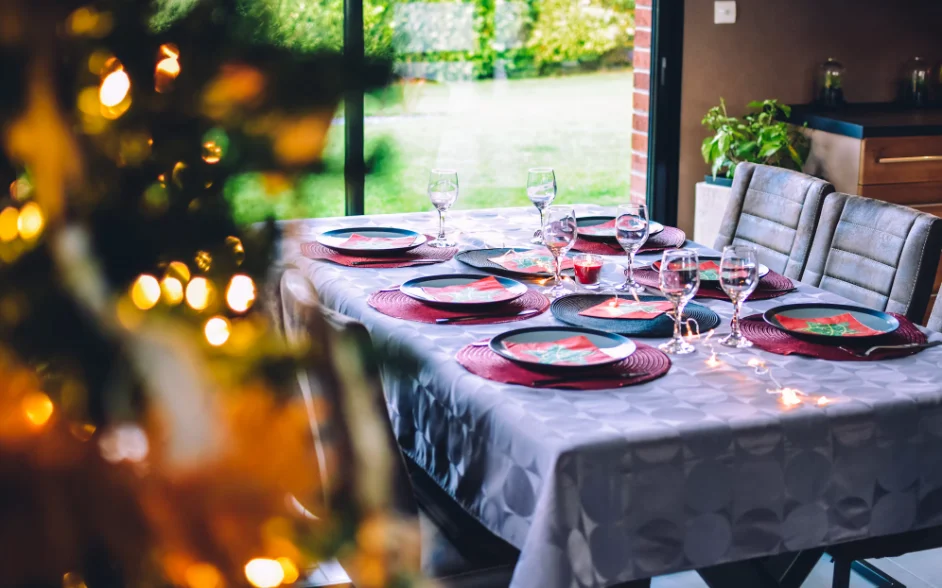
[658,249,700,354]
[719,245,759,348]
[542,206,577,299]
[427,169,458,248]
[527,167,557,244]
[615,203,650,292]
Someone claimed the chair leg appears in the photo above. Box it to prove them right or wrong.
[851,560,907,588]
[832,557,852,588]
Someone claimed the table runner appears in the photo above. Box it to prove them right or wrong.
[276,206,942,588]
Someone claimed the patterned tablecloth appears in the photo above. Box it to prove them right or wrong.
[275,206,942,588]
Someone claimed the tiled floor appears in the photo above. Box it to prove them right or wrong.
[653,551,942,588]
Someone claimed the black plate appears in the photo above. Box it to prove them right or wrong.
[763,303,900,344]
[490,326,636,371]
[316,227,426,256]
[551,294,720,337]
[576,216,665,241]
[400,273,527,308]
[456,247,575,279]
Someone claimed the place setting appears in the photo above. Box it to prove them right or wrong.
[630,252,796,300]
[571,202,687,256]
[367,273,550,325]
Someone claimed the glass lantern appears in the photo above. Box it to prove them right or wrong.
[900,57,932,107]
[816,58,845,108]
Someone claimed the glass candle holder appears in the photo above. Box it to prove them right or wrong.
[573,254,603,290]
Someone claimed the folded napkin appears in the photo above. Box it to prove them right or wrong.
[579,297,673,319]
[579,219,616,237]
[420,276,516,303]
[654,259,721,280]
[489,248,575,274]
[341,233,417,249]
[776,312,884,337]
[503,335,611,366]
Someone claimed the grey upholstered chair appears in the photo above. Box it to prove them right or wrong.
[714,162,834,279]
[801,193,942,323]
[929,296,942,332]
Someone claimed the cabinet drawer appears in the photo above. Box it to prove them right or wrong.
[858,182,942,206]
[861,136,942,185]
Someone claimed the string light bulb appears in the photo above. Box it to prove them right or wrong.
[22,391,54,427]
[100,69,130,107]
[204,316,230,346]
[161,276,184,305]
[130,274,161,310]
[226,274,256,313]
[185,277,213,311]
[244,558,284,588]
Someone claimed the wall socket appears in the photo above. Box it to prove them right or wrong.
[714,1,737,24]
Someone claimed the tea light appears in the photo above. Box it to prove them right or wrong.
[573,254,603,290]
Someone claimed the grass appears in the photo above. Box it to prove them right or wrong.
[226,70,634,223]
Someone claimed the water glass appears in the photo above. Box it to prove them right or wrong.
[615,203,650,293]
[657,249,700,354]
[542,206,577,299]
[573,254,603,290]
[428,169,458,247]
[719,244,759,348]
[527,167,557,244]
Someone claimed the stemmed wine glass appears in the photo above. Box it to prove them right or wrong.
[427,169,458,248]
[658,249,700,354]
[527,167,557,244]
[615,203,650,292]
[719,245,759,348]
[542,205,577,299]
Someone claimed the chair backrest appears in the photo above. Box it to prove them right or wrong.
[801,193,942,323]
[927,296,942,332]
[279,269,418,519]
[714,162,834,279]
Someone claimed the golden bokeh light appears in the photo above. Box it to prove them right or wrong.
[244,558,285,588]
[16,201,44,240]
[98,424,149,463]
[161,276,184,305]
[160,43,180,60]
[0,207,19,242]
[226,235,245,265]
[100,69,130,108]
[166,261,191,283]
[202,141,222,164]
[226,274,256,313]
[22,391,54,427]
[195,250,212,272]
[62,571,88,588]
[172,161,188,188]
[10,176,31,201]
[276,558,299,585]
[88,50,114,75]
[155,57,181,93]
[130,274,161,310]
[184,563,223,588]
[204,316,231,347]
[185,277,213,311]
[69,422,97,442]
[67,7,113,38]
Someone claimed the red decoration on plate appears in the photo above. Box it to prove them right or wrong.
[632,268,795,300]
[579,297,673,319]
[456,341,671,389]
[740,314,926,361]
[489,248,575,274]
[341,233,418,249]
[301,237,457,268]
[579,219,616,236]
[775,312,885,337]
[502,335,615,366]
[367,289,549,325]
[419,276,516,303]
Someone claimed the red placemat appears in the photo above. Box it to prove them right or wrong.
[572,227,687,256]
[368,288,549,325]
[739,313,927,361]
[456,341,671,389]
[632,268,796,300]
[301,236,457,268]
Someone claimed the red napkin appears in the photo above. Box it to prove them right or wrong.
[578,297,673,319]
[341,233,417,249]
[420,276,516,303]
[579,219,616,236]
[489,249,575,274]
[653,259,721,280]
[776,312,885,337]
[503,335,612,366]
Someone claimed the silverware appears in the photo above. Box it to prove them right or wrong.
[530,372,641,387]
[379,284,402,292]
[470,339,492,346]
[435,308,540,324]
[839,340,942,357]
[351,259,440,266]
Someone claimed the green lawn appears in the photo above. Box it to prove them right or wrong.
[227,70,634,223]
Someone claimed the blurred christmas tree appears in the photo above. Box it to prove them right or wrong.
[0,1,417,586]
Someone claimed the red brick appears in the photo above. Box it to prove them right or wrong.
[632,113,649,134]
[630,187,647,203]
[636,0,652,7]
[633,49,650,70]
[632,90,649,113]
[634,71,650,92]
[632,153,648,173]
[631,131,648,152]
[634,29,651,48]
[635,6,652,28]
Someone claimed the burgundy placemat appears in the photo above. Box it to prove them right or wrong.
[632,268,796,300]
[368,288,549,325]
[572,227,687,256]
[739,313,927,361]
[572,237,623,255]
[301,236,457,268]
[456,341,671,389]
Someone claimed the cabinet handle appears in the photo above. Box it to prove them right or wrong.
[878,155,942,164]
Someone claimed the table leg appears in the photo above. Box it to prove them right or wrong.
[609,580,651,588]
[697,558,780,588]
[777,549,826,588]
[832,557,852,588]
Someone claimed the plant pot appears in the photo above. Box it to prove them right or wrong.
[695,181,733,247]
[703,174,733,188]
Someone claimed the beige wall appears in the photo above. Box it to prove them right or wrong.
[678,0,942,232]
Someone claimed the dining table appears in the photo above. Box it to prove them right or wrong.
[274,205,942,588]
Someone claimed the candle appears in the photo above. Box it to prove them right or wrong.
[573,254,603,290]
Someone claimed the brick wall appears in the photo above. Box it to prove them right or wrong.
[630,0,652,204]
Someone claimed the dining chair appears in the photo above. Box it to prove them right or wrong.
[714,162,834,279]
[928,294,942,332]
[800,193,942,324]
[279,269,519,586]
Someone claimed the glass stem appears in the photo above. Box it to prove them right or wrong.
[674,301,687,341]
[731,298,742,337]
[437,210,445,240]
[627,250,636,285]
[554,254,562,285]
[540,208,547,233]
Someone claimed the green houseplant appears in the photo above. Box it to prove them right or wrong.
[701,98,810,184]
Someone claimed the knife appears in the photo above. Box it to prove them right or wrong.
[351,258,441,266]
[847,340,942,357]
[435,308,539,324]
